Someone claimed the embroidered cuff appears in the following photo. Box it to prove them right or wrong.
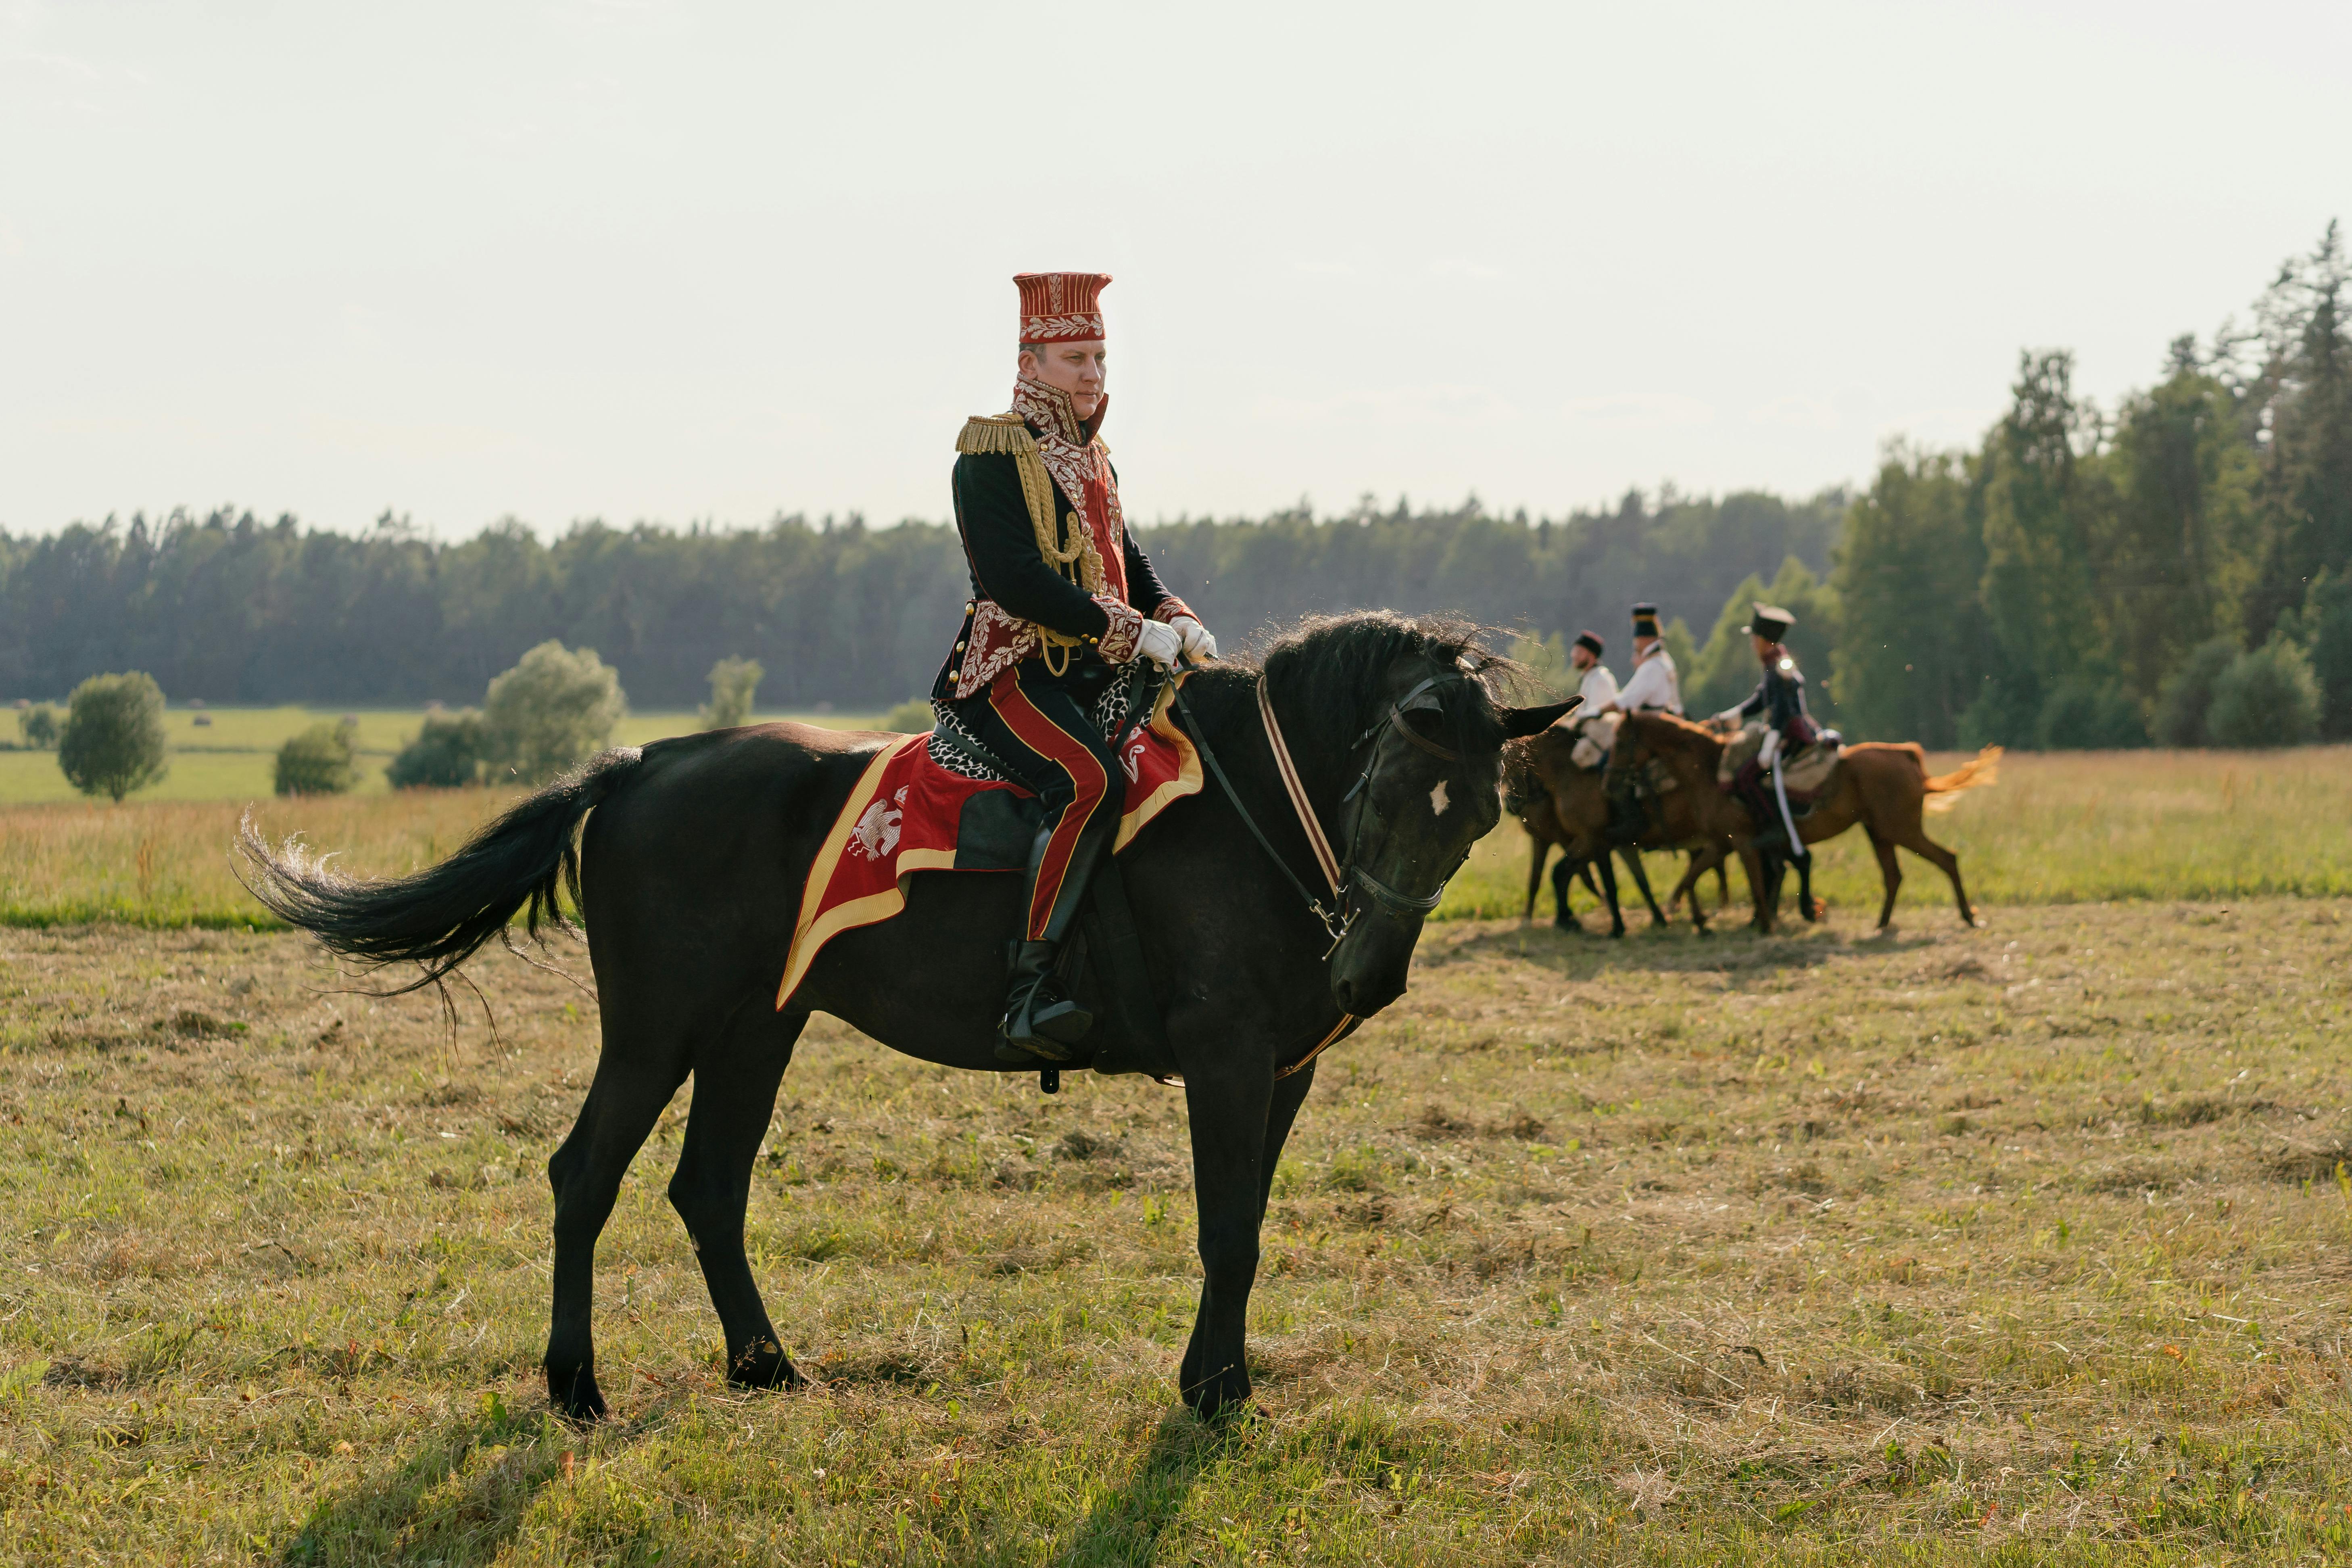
[1094,597,1146,663]
[1151,598,1196,626]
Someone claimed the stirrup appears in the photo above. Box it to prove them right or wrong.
[996,946,1091,1063]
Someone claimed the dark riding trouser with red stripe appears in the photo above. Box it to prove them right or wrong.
[949,660,1121,944]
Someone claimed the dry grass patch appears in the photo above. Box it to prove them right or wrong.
[0,903,2350,1561]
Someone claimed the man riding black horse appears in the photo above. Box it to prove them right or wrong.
[932,273,1218,1065]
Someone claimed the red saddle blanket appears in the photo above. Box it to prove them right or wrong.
[776,679,1203,1007]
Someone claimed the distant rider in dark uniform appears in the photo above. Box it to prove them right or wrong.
[1709,603,1815,857]
[933,273,1217,1064]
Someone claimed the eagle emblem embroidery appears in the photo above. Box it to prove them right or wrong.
[849,787,907,862]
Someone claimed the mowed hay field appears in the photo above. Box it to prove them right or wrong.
[4,904,2352,1562]
[2,745,2348,929]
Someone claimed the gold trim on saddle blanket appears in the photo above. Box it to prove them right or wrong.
[774,681,1204,1011]
[774,732,936,1009]
[1113,674,1203,852]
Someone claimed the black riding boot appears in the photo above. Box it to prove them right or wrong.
[995,818,1111,1064]
[1602,774,1645,845]
[997,939,1091,1062]
[1739,781,1790,857]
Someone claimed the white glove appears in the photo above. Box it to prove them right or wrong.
[1134,618,1183,667]
[1171,615,1218,661]
[1711,708,1741,728]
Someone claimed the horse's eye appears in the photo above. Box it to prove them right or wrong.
[1403,708,1444,741]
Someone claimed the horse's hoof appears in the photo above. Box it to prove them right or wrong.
[729,1339,804,1391]
[1183,1368,1255,1423]
[547,1363,608,1424]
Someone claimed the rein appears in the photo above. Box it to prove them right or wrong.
[1170,664,1463,953]
[1165,660,1476,1084]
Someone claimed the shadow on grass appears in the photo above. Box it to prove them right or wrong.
[1440,919,1949,981]
[275,1393,680,1567]
[1045,1407,1237,1567]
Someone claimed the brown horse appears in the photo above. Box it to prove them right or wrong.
[1604,714,1999,933]
[1503,727,1729,935]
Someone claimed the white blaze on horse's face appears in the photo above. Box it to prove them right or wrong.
[1428,779,1450,816]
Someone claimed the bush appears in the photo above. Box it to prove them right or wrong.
[1956,687,2035,751]
[2301,572,2352,741]
[387,709,486,789]
[274,720,358,795]
[883,699,936,734]
[482,641,627,785]
[57,672,171,800]
[17,703,59,750]
[2152,637,2239,748]
[2206,637,2321,748]
[2034,678,2145,751]
[698,657,764,731]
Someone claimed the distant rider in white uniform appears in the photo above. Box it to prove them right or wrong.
[1603,602,1681,720]
[1563,631,1618,769]
[1598,602,1681,842]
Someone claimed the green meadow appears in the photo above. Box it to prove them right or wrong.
[2,736,2345,930]
[1437,745,2352,923]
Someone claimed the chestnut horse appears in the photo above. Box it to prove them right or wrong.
[1502,726,1728,935]
[1604,714,1999,932]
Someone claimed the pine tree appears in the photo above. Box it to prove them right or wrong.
[1969,351,2113,745]
[1830,444,1990,745]
[2244,223,2352,639]
[2101,351,2259,708]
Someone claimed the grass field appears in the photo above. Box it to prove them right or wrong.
[0,745,2345,930]
[1458,745,2352,919]
[3,903,2350,1562]
[0,708,891,807]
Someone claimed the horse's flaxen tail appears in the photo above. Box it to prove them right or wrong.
[236,747,646,992]
[1921,745,2001,813]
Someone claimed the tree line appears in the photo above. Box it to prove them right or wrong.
[2,225,2342,748]
[0,488,1843,717]
[1832,223,2352,748]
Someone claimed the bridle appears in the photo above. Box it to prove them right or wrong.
[1171,663,1474,958]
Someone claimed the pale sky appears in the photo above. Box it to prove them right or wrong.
[4,0,2347,538]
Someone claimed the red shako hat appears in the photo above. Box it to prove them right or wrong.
[1015,272,1111,345]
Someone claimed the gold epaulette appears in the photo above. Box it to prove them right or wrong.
[951,413,1098,603]
[956,413,1036,457]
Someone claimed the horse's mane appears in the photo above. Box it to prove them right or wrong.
[1181,611,1519,794]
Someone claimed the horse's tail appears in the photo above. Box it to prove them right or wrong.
[236,746,646,991]
[1922,745,2001,813]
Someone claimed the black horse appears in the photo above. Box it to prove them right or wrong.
[239,613,1569,1424]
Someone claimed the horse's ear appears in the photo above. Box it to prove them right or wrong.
[1498,697,1579,738]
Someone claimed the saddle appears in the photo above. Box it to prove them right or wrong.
[1776,737,1841,802]
[776,670,1202,1081]
[1717,725,1841,813]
